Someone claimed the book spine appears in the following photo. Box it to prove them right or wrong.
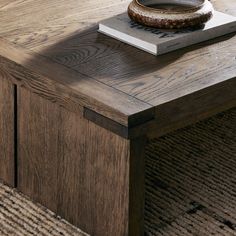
[157,22,236,55]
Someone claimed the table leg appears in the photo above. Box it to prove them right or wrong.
[18,88,146,236]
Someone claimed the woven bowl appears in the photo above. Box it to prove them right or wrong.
[128,0,214,29]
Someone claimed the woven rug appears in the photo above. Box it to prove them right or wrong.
[0,183,88,236]
[145,108,236,236]
[0,108,235,236]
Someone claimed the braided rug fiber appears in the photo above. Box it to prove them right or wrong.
[0,183,88,236]
[145,108,236,235]
[0,108,235,236]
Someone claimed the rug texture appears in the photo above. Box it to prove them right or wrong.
[0,108,235,236]
[0,183,88,236]
[145,108,236,235]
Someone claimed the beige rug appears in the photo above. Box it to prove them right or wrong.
[0,183,88,236]
[0,108,235,236]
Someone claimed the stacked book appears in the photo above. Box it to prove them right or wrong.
[99,11,236,55]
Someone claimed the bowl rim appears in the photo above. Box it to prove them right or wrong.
[135,0,206,14]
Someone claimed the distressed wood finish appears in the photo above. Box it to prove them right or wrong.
[18,88,146,236]
[128,77,236,139]
[0,77,15,186]
[0,0,235,235]
[0,38,153,128]
[0,0,235,138]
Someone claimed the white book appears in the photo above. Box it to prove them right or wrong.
[98,11,236,55]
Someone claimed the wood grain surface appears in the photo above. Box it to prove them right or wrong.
[0,1,234,235]
[0,0,236,136]
[0,77,15,186]
[128,77,236,139]
[18,88,146,236]
[0,38,154,128]
[0,0,235,137]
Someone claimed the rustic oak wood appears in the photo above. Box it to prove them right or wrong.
[0,77,15,186]
[0,38,153,128]
[0,0,235,138]
[18,88,146,236]
[0,0,235,235]
[128,77,236,139]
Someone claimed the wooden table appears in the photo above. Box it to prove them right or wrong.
[0,0,235,235]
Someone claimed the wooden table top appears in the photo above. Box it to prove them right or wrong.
[0,0,235,136]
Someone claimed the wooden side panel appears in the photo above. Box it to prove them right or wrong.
[56,107,130,236]
[18,88,145,236]
[150,78,236,139]
[0,77,15,186]
[18,88,60,212]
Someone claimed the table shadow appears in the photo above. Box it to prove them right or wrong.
[27,24,235,86]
